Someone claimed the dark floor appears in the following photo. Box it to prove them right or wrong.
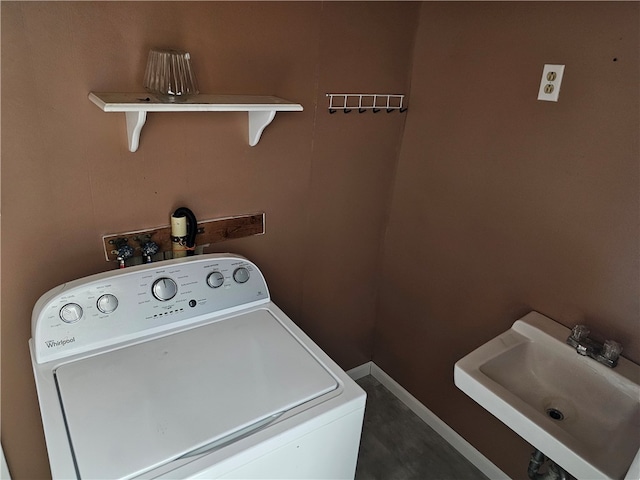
[355,375,490,480]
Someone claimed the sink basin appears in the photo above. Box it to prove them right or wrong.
[454,311,640,480]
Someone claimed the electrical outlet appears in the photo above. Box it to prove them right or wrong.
[537,64,565,102]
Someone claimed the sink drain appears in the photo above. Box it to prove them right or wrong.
[546,408,564,421]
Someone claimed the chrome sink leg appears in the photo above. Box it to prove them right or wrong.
[528,449,573,480]
[528,450,546,479]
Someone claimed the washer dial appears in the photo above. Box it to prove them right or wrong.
[152,277,178,301]
[206,271,225,288]
[233,267,250,284]
[97,294,119,314]
[60,303,83,323]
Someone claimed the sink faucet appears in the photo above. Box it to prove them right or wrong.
[566,325,623,368]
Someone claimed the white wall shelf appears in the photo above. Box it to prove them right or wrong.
[88,92,304,152]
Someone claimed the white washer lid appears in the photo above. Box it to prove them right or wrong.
[54,309,338,479]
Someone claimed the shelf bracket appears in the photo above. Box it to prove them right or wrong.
[125,110,147,152]
[248,110,277,147]
[125,109,276,151]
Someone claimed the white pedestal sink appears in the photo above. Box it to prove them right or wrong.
[454,311,640,480]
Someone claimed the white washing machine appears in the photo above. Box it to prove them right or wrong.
[30,253,366,479]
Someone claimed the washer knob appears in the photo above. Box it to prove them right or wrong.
[206,271,225,288]
[233,267,250,284]
[152,277,178,301]
[60,303,83,323]
[97,294,119,314]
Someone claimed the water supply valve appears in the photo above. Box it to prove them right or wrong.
[141,240,159,263]
[110,237,135,269]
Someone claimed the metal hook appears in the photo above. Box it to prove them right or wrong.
[326,94,407,115]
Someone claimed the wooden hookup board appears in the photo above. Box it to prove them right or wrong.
[102,213,265,262]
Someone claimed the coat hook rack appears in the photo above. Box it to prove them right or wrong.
[327,93,407,114]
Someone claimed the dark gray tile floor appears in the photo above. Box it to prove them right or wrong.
[355,375,489,480]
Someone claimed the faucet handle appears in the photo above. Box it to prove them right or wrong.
[116,244,134,269]
[142,241,159,263]
[570,324,590,342]
[602,340,623,362]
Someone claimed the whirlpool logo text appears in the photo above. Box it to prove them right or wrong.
[45,337,76,348]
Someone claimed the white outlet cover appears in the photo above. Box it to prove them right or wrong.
[537,64,565,102]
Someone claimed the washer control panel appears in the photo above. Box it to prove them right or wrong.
[32,254,269,364]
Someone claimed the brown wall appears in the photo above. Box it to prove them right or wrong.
[3,2,639,479]
[0,2,418,477]
[375,2,639,478]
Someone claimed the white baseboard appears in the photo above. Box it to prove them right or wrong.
[347,361,509,480]
[345,361,372,380]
